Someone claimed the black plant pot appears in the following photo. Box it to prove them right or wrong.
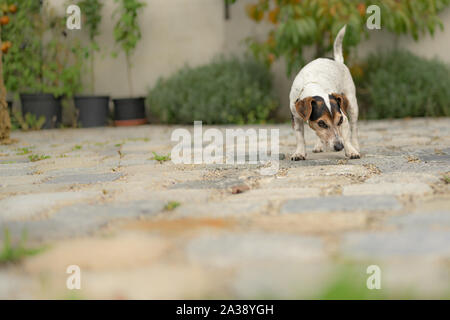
[20,93,62,129]
[113,97,147,126]
[74,95,110,128]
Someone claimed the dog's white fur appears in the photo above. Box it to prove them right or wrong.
[289,25,360,160]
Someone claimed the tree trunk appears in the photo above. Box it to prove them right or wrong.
[0,30,12,145]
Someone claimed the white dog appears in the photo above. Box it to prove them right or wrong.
[289,25,360,160]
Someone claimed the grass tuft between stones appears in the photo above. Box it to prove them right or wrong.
[72,145,82,151]
[165,201,181,211]
[16,147,33,155]
[28,154,51,162]
[151,151,171,163]
[0,229,46,265]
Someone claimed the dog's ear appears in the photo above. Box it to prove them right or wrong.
[295,97,313,121]
[331,93,349,116]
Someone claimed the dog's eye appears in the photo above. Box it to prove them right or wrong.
[318,120,328,129]
[337,116,343,126]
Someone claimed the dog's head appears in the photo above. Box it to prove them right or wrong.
[295,93,349,151]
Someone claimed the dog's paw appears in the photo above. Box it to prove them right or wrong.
[346,152,361,159]
[291,153,306,161]
[312,146,324,153]
[313,141,324,153]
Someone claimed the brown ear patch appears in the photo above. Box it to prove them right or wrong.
[295,97,313,121]
[330,93,349,116]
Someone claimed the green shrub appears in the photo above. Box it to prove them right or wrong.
[147,57,278,124]
[358,50,450,119]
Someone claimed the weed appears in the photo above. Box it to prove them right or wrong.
[28,154,51,162]
[318,266,386,300]
[165,201,180,211]
[151,151,171,163]
[0,229,45,264]
[16,147,33,155]
[442,173,450,184]
[11,112,46,131]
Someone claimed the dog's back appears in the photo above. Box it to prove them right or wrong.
[289,25,354,108]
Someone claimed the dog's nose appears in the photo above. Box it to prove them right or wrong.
[334,142,344,151]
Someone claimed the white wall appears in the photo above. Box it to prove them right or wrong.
[75,0,225,97]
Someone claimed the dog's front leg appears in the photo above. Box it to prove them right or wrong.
[347,94,360,152]
[341,117,360,159]
[313,139,324,153]
[291,116,307,160]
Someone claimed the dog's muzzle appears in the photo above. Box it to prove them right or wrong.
[334,141,344,151]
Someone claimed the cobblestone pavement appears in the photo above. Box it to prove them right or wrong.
[0,118,449,299]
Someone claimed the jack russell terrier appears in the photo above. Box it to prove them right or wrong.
[289,25,360,160]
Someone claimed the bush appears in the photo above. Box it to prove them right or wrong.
[358,50,450,119]
[147,57,278,124]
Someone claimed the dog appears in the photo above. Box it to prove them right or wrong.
[289,25,360,160]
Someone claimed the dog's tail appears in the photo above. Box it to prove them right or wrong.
[333,25,347,64]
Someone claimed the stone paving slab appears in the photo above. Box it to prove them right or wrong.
[342,182,432,196]
[0,167,31,177]
[185,232,326,268]
[389,210,450,229]
[45,172,122,185]
[281,195,402,214]
[0,118,449,299]
[341,230,450,259]
[173,201,269,218]
[231,262,332,299]
[0,191,100,222]
[1,200,165,244]
[170,178,244,190]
